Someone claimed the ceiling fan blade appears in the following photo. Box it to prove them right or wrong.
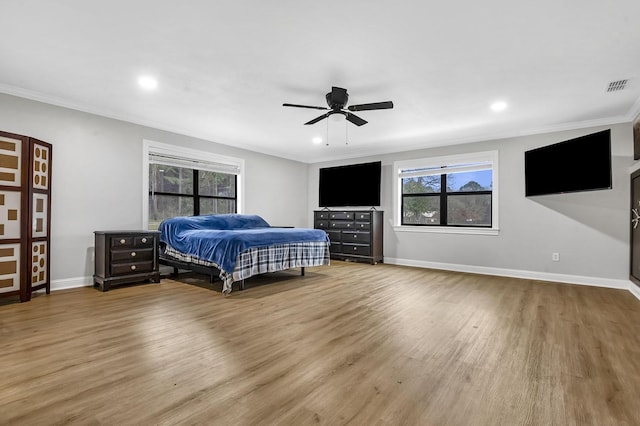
[304,112,331,125]
[345,112,368,126]
[347,101,394,112]
[283,103,329,111]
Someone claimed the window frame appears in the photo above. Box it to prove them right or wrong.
[393,151,499,235]
[142,140,244,229]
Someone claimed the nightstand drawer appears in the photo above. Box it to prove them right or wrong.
[111,248,154,262]
[111,261,154,276]
[111,237,134,248]
[134,236,155,246]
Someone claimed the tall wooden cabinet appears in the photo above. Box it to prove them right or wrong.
[314,210,383,264]
[0,130,52,302]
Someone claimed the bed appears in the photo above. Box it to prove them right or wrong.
[158,214,330,293]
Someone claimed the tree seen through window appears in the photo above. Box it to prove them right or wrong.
[148,164,237,230]
[402,169,492,226]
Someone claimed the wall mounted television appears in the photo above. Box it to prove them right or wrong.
[524,129,612,197]
[319,161,381,207]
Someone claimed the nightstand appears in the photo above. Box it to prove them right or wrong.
[93,230,161,291]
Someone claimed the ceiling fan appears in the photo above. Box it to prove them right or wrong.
[283,86,393,126]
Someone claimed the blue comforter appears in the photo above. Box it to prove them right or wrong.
[159,214,329,273]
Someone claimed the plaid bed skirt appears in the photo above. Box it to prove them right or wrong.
[164,241,330,294]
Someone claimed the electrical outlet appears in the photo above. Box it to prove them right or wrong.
[552,252,560,262]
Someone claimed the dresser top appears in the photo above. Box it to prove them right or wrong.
[94,230,160,235]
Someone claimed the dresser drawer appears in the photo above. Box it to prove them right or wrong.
[111,247,154,262]
[110,261,154,276]
[341,231,370,243]
[342,244,370,256]
[354,222,370,230]
[330,242,342,253]
[329,212,354,220]
[315,211,330,220]
[326,230,342,242]
[354,212,371,221]
[329,221,354,229]
[315,220,329,229]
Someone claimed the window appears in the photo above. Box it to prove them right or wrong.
[143,141,244,230]
[394,151,498,233]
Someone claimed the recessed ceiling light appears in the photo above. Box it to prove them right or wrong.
[138,75,158,90]
[491,101,507,112]
[312,137,322,144]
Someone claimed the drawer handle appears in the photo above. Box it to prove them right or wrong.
[131,252,137,257]
[353,235,357,239]
[347,224,351,227]
[353,247,357,251]
[131,265,137,271]
[142,238,147,243]
[120,239,126,244]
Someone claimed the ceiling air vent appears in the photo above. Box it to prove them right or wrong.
[606,79,628,92]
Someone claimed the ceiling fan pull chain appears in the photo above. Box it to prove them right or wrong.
[326,116,329,146]
[345,118,349,145]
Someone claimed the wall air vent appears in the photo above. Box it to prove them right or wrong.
[606,79,628,92]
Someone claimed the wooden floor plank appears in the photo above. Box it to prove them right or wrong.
[1,261,639,425]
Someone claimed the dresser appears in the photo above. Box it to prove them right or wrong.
[93,231,161,291]
[314,210,383,264]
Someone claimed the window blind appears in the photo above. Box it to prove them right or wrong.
[399,161,492,179]
[149,153,241,175]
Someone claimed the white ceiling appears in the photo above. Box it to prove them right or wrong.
[2,1,640,163]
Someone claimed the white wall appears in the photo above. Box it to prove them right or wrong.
[308,123,634,287]
[0,93,308,287]
[1,91,633,291]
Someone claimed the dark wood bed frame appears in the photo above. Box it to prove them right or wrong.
[159,252,305,292]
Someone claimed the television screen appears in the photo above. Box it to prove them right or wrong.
[524,129,612,197]
[319,161,381,207]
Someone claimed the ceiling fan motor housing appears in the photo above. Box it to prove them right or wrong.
[326,87,348,110]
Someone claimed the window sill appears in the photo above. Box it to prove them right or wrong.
[392,225,500,236]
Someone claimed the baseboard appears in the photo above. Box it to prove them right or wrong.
[41,268,640,303]
[49,276,94,291]
[384,257,630,290]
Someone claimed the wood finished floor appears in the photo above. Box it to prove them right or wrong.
[1,261,640,425]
